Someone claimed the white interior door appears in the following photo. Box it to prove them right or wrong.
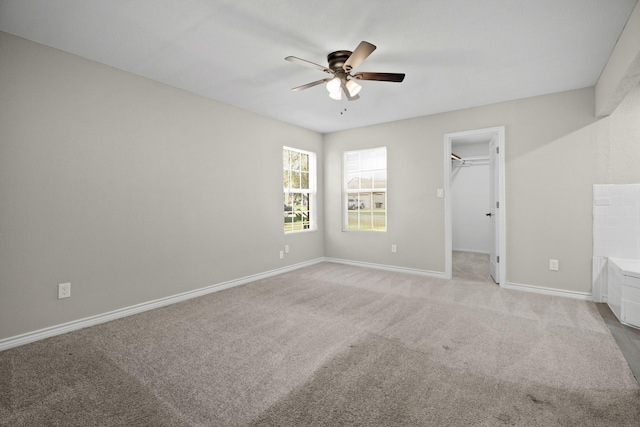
[488,136,499,283]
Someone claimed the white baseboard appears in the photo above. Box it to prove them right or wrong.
[326,259,591,301]
[2,258,596,352]
[503,281,593,301]
[0,258,325,352]
[324,257,447,279]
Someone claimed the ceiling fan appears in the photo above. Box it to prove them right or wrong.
[285,41,405,101]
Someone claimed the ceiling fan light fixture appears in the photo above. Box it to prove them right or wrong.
[326,77,341,94]
[329,90,342,101]
[346,79,361,97]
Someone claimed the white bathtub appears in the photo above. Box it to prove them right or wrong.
[608,258,640,329]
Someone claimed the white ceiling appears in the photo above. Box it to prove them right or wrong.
[0,0,637,133]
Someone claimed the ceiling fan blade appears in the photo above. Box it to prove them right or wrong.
[291,78,331,92]
[353,72,405,82]
[285,56,332,74]
[343,41,376,71]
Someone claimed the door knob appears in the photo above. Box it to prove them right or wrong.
[486,212,492,217]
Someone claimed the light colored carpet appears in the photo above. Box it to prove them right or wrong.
[452,250,496,284]
[1,255,639,426]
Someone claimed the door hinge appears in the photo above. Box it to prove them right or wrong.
[497,256,500,263]
[496,201,499,209]
[496,146,499,154]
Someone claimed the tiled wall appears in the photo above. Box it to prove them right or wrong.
[592,183,640,301]
[593,184,640,259]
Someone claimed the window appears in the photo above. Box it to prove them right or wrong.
[283,147,316,232]
[344,147,387,231]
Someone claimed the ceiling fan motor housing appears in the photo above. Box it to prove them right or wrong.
[328,50,353,72]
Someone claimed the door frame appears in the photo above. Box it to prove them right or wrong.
[444,126,506,285]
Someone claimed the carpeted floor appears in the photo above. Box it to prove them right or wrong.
[1,254,639,426]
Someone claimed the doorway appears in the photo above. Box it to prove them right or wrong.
[444,126,505,285]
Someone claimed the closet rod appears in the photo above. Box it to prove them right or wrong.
[452,155,490,167]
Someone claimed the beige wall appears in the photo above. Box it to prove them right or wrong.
[597,83,640,183]
[595,2,640,117]
[324,83,640,293]
[3,29,640,343]
[324,88,601,292]
[0,32,324,340]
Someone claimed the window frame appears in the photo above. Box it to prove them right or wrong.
[283,146,317,233]
[343,147,387,232]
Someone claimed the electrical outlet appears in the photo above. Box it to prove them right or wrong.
[279,250,284,260]
[549,259,559,271]
[437,188,444,198]
[58,282,71,299]
[285,245,289,254]
[391,244,397,253]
